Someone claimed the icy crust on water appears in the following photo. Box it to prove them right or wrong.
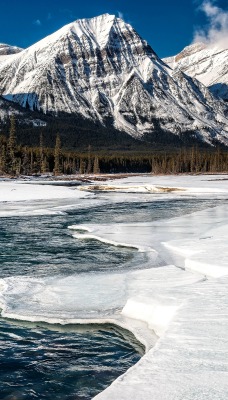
[69,202,228,278]
[0,266,202,349]
[69,225,150,252]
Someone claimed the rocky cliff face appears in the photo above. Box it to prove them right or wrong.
[164,43,228,102]
[0,15,228,146]
[0,96,46,130]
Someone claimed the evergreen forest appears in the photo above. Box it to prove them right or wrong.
[0,116,227,176]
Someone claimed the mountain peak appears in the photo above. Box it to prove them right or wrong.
[1,15,228,146]
[82,13,115,21]
[25,13,123,53]
[69,13,117,49]
[163,42,228,102]
[175,42,207,61]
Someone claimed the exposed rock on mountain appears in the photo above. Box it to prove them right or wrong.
[0,15,228,146]
[0,96,46,131]
[164,43,228,102]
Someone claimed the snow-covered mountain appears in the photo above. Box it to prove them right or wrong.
[163,43,228,102]
[0,43,23,65]
[0,43,23,56]
[0,14,228,146]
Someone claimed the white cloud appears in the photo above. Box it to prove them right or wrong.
[33,19,42,26]
[117,11,124,20]
[193,1,228,49]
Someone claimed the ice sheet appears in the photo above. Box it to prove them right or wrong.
[0,266,202,350]
[0,181,91,202]
[0,182,104,217]
[94,275,228,400]
[69,202,228,278]
[164,226,228,277]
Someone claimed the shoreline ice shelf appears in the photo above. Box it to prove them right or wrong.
[0,174,228,399]
[94,274,228,400]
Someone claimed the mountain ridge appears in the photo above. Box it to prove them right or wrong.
[163,43,228,102]
[0,43,23,56]
[0,14,228,147]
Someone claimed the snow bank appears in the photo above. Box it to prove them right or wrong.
[0,181,91,202]
[94,275,228,400]
[163,212,228,278]
[122,298,179,336]
[0,181,96,217]
[97,174,228,196]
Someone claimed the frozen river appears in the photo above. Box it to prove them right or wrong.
[0,174,228,399]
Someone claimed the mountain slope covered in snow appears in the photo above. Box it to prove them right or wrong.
[0,15,228,146]
[163,43,228,102]
[0,43,23,65]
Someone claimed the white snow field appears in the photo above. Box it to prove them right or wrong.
[0,180,91,202]
[0,174,228,399]
[0,179,95,216]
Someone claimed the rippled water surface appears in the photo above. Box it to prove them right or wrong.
[0,319,143,400]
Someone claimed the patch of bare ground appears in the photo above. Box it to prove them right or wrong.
[80,185,184,193]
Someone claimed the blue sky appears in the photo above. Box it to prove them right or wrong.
[0,0,227,57]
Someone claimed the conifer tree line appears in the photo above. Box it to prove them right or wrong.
[0,116,227,176]
[0,116,101,176]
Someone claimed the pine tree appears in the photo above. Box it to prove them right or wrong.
[87,144,92,174]
[54,134,61,176]
[22,147,30,175]
[93,156,100,174]
[30,149,34,174]
[0,136,6,175]
[39,133,45,173]
[8,115,17,174]
[79,158,85,175]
